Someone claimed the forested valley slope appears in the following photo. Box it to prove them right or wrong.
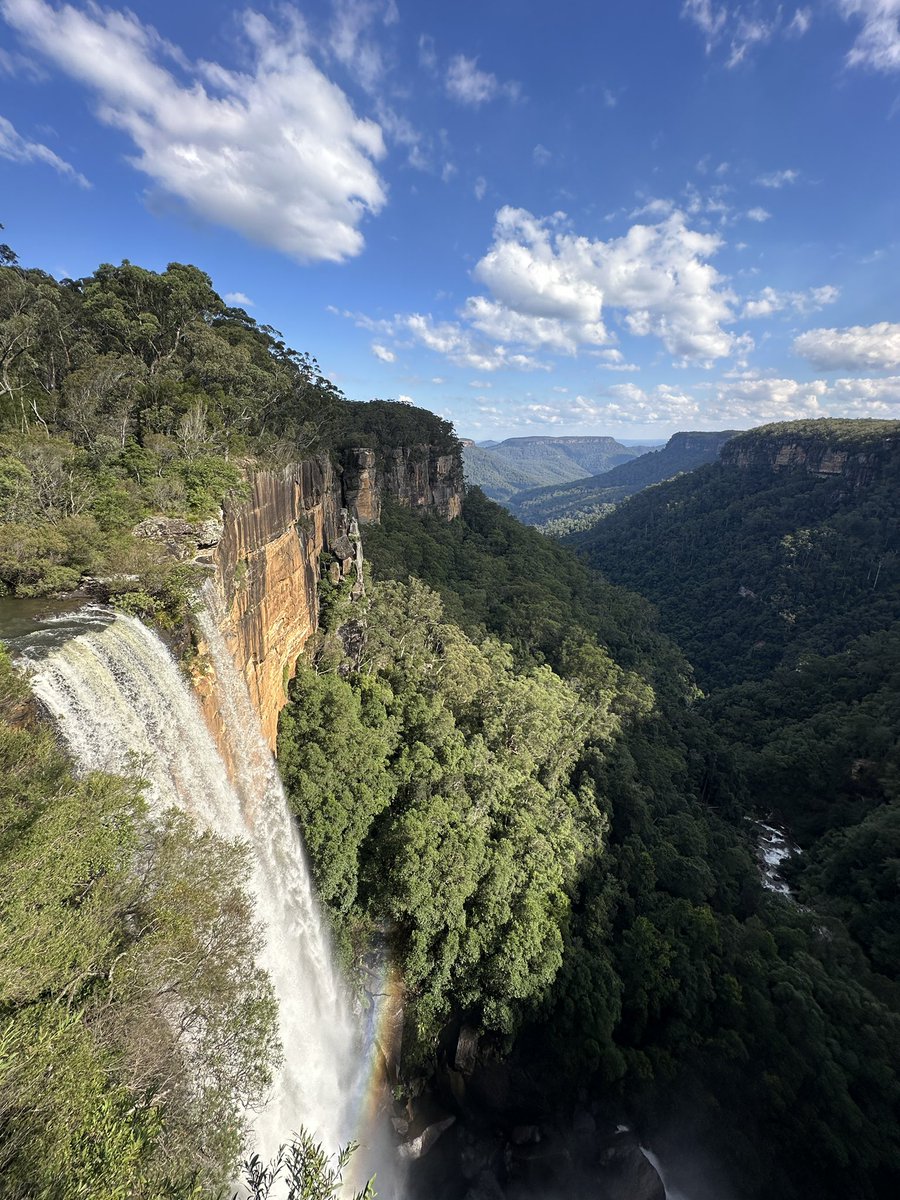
[507,430,738,535]
[0,250,897,1200]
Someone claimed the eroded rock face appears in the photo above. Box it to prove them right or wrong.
[133,514,224,559]
[192,460,346,752]
[722,433,897,486]
[343,444,464,523]
[192,442,464,753]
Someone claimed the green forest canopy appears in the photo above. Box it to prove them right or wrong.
[279,493,900,1200]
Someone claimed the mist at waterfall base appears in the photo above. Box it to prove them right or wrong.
[17,598,402,1198]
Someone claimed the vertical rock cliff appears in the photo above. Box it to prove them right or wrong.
[721,425,898,486]
[342,444,464,523]
[193,443,463,752]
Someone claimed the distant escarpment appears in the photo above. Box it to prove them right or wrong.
[574,417,900,688]
[722,418,899,485]
[510,429,737,534]
[462,434,647,502]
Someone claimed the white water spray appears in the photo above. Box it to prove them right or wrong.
[21,601,364,1169]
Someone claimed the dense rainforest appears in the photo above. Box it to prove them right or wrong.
[573,421,900,957]
[1,247,898,1200]
[0,248,455,617]
[280,492,900,1200]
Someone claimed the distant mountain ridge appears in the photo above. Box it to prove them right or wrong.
[507,430,738,534]
[462,434,649,502]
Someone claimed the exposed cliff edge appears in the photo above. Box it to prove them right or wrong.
[190,444,462,751]
[721,419,899,486]
[342,444,463,523]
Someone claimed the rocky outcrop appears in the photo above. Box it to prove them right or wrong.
[343,444,464,523]
[198,459,347,751]
[722,426,899,487]
[176,441,464,752]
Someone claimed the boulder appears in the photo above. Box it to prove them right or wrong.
[193,514,224,546]
[133,516,194,540]
[455,1025,479,1075]
[398,1116,456,1161]
[132,513,223,555]
[595,1132,665,1200]
[330,533,354,562]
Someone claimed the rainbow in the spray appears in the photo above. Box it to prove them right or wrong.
[342,956,407,1197]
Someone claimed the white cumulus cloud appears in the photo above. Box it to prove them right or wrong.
[343,206,745,372]
[793,321,900,369]
[401,312,547,372]
[223,290,254,307]
[0,112,89,185]
[371,341,396,362]
[531,374,900,431]
[469,206,739,365]
[0,0,387,263]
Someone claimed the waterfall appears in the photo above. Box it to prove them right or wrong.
[20,600,373,1181]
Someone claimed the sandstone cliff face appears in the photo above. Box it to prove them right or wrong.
[722,433,897,486]
[342,444,464,523]
[195,459,344,752]
[190,443,463,752]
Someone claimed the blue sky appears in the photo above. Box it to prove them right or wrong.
[2,0,900,439]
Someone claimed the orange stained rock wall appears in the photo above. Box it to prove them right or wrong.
[194,445,464,754]
[199,459,343,752]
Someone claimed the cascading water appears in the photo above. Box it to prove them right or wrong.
[19,598,391,1191]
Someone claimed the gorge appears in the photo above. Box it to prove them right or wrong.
[1,256,898,1200]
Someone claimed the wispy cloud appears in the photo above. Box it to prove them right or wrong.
[755,167,801,188]
[742,284,839,318]
[840,0,900,72]
[682,1,812,67]
[0,112,89,186]
[445,53,521,106]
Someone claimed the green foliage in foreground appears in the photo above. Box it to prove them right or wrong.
[281,493,900,1200]
[0,648,280,1200]
[235,1130,375,1200]
[281,571,650,1050]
